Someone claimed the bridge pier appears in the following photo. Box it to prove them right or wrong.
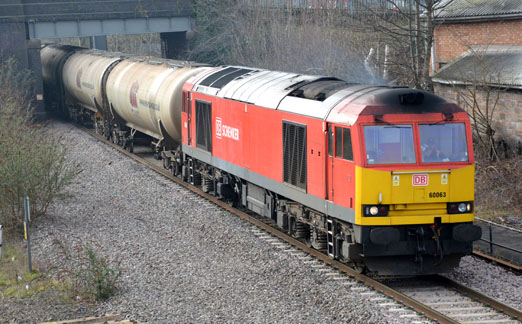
[0,22,45,120]
[160,32,187,59]
[90,35,108,51]
[0,0,192,119]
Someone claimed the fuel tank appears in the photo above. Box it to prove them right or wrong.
[62,50,123,112]
[105,57,210,142]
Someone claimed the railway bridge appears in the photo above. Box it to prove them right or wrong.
[0,0,192,118]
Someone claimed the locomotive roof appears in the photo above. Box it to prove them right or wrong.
[192,66,464,125]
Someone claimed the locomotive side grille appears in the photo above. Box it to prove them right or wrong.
[195,100,212,152]
[283,121,307,191]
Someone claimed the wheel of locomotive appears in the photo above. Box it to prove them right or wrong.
[172,161,180,177]
[308,227,327,251]
[154,152,160,160]
[289,219,309,239]
[129,142,133,153]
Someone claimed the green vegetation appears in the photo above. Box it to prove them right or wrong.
[0,57,78,233]
[0,241,121,303]
[73,246,121,301]
[0,243,58,299]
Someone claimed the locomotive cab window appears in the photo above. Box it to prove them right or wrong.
[419,123,468,163]
[334,127,353,161]
[328,125,333,157]
[195,100,212,152]
[364,125,416,165]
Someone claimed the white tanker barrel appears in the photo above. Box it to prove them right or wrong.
[62,51,122,113]
[106,58,211,143]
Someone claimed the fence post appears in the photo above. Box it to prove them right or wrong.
[24,197,32,272]
[0,225,3,260]
[489,225,493,254]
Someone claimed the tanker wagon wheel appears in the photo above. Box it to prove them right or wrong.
[163,157,169,169]
[125,141,134,153]
[112,132,118,145]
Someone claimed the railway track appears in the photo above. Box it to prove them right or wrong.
[80,124,522,324]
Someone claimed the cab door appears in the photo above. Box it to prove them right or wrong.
[181,91,192,146]
[327,125,356,209]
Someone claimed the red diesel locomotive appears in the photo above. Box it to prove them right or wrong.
[41,45,482,275]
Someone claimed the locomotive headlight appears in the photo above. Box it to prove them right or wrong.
[363,205,389,216]
[447,202,473,214]
[458,203,467,213]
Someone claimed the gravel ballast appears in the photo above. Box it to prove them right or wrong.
[3,121,521,323]
[5,122,408,323]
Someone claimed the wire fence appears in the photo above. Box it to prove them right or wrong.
[474,217,522,264]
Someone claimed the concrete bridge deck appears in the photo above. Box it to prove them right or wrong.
[0,0,192,118]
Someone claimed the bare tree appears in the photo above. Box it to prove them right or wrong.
[190,1,384,84]
[349,0,455,89]
[440,47,517,161]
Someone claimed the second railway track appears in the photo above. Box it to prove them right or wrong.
[80,123,522,324]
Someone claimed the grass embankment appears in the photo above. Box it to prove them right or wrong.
[0,241,69,300]
[475,155,522,228]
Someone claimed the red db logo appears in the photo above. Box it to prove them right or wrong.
[130,80,139,108]
[76,69,83,89]
[412,174,429,186]
[216,117,222,138]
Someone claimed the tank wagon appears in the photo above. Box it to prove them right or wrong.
[41,44,482,275]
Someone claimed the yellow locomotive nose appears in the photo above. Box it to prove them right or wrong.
[356,165,475,226]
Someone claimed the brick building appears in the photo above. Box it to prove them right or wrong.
[431,0,522,142]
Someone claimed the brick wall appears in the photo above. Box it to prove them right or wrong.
[433,19,522,72]
[434,83,522,141]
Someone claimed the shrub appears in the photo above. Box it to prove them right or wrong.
[0,57,78,231]
[74,246,121,301]
[475,154,522,218]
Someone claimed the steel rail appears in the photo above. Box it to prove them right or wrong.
[80,126,521,324]
[432,275,522,322]
[472,250,522,272]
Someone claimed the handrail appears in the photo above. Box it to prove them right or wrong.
[475,216,522,233]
